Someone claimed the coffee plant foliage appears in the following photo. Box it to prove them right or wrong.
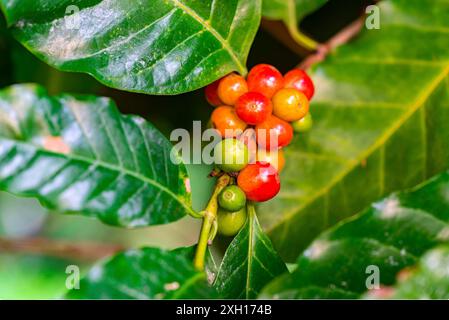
[1,0,449,299]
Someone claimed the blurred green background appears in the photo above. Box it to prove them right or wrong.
[0,0,371,299]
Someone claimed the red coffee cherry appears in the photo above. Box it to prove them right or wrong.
[237,162,281,202]
[247,64,284,98]
[235,92,273,125]
[205,79,223,106]
[255,115,293,150]
[284,69,315,100]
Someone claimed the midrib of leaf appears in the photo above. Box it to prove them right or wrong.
[169,0,247,75]
[3,137,194,216]
[267,62,449,234]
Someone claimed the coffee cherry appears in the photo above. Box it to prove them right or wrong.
[247,64,284,98]
[217,207,247,237]
[205,79,223,106]
[237,162,281,202]
[292,113,313,132]
[211,106,247,137]
[272,88,309,122]
[236,92,272,125]
[255,115,293,149]
[218,185,246,211]
[284,69,315,100]
[217,73,248,106]
[214,138,249,173]
[256,148,285,172]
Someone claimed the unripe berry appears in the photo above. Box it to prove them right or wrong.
[217,206,247,237]
[218,185,247,211]
[292,113,313,132]
[214,138,249,173]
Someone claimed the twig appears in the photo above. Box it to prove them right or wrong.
[0,237,124,262]
[298,15,366,70]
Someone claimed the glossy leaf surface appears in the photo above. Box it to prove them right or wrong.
[260,0,449,261]
[0,84,192,226]
[0,0,261,94]
[214,204,287,299]
[66,247,218,299]
[260,171,449,298]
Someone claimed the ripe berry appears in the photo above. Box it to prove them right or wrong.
[247,64,284,98]
[218,185,246,212]
[214,138,249,173]
[272,88,309,122]
[256,148,285,172]
[255,115,293,150]
[236,92,272,125]
[211,106,247,137]
[284,69,315,100]
[217,207,247,237]
[292,113,313,132]
[217,73,248,106]
[237,162,281,202]
[205,79,223,106]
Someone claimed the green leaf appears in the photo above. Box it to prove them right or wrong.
[260,171,449,299]
[214,204,287,299]
[260,0,449,261]
[0,0,261,95]
[387,246,449,299]
[0,84,192,227]
[66,247,219,299]
[262,0,327,49]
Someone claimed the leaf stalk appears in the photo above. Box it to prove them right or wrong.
[194,173,230,271]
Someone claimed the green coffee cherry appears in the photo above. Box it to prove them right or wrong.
[214,138,249,173]
[217,207,247,237]
[218,185,246,212]
[293,113,313,133]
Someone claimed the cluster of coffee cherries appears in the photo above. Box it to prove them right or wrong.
[205,64,315,236]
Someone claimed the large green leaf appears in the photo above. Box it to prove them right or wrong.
[388,246,449,299]
[214,204,287,299]
[0,0,261,95]
[260,171,449,299]
[262,0,327,48]
[66,247,218,299]
[260,0,449,261]
[0,84,192,226]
